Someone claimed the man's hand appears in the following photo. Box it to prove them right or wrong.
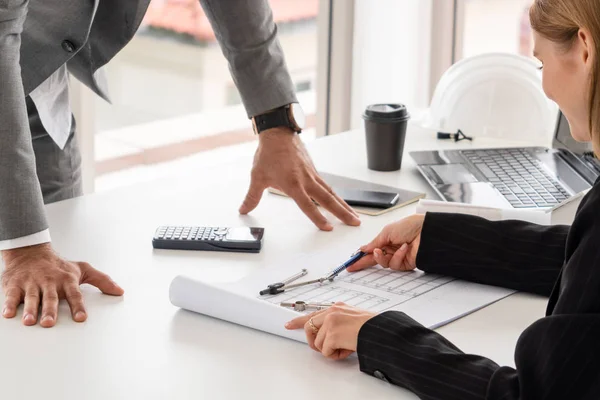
[240,127,361,230]
[1,243,124,328]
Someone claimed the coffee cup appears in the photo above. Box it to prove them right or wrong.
[363,104,410,171]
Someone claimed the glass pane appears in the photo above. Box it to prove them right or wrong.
[460,0,535,61]
[95,0,320,191]
[350,0,433,128]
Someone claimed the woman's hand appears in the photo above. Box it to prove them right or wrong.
[348,214,425,272]
[285,303,376,360]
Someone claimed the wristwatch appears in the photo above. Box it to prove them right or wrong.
[251,103,306,134]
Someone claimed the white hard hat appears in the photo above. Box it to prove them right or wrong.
[426,53,558,140]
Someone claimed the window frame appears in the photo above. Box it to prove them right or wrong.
[430,0,463,100]
[316,0,355,137]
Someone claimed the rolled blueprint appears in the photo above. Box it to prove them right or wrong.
[169,275,307,343]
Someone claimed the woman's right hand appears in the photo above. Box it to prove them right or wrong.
[348,214,425,272]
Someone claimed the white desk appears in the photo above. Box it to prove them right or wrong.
[0,126,551,400]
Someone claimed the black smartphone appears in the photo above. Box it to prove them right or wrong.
[334,188,400,209]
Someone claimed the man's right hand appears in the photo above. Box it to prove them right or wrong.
[239,127,361,231]
[1,243,124,328]
[348,214,425,272]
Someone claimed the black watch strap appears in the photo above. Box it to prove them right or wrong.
[253,107,295,134]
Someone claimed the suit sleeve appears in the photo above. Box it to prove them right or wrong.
[199,0,298,117]
[357,311,600,400]
[416,212,569,296]
[0,0,49,241]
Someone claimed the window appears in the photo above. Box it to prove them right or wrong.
[225,85,243,107]
[458,0,535,61]
[349,0,434,129]
[295,80,313,93]
[93,0,322,191]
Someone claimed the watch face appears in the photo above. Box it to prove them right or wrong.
[289,103,306,130]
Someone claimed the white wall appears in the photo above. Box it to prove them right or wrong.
[350,0,433,129]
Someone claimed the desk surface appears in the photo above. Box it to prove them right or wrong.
[0,126,550,400]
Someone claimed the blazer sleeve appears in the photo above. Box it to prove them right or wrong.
[356,201,600,399]
[416,212,569,297]
[0,0,49,241]
[357,311,600,400]
[199,0,298,117]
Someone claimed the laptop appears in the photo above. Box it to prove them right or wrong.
[410,112,600,209]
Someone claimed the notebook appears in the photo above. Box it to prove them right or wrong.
[268,172,425,216]
[415,199,551,225]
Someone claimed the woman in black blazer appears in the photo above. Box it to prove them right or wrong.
[286,1,600,398]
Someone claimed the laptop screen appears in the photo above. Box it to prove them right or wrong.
[553,111,593,155]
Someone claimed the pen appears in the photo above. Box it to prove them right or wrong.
[324,250,367,281]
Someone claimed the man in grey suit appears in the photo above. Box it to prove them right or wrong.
[0,0,360,328]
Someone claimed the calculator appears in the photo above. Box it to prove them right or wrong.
[152,226,264,253]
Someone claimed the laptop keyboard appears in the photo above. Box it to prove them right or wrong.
[462,149,570,208]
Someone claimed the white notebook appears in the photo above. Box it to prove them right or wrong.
[416,199,552,224]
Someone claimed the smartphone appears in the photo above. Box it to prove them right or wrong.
[334,188,400,209]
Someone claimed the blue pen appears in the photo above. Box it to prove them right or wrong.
[324,250,367,281]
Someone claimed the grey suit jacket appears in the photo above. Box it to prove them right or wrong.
[0,0,297,241]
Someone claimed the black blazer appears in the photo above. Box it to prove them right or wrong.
[356,178,600,400]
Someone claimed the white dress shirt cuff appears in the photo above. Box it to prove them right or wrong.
[0,229,51,251]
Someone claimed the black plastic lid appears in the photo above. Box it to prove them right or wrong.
[362,104,410,122]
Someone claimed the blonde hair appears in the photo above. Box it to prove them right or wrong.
[530,0,600,154]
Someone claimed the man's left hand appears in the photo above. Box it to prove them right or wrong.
[239,127,361,231]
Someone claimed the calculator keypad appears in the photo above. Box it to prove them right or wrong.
[155,226,228,241]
